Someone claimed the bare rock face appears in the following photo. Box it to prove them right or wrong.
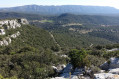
[0,18,29,46]
[18,18,29,24]
[51,64,90,79]
[0,31,20,46]
[0,18,29,30]
[0,37,11,46]
[101,57,119,70]
[0,19,20,29]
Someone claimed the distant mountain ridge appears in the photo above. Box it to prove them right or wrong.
[0,5,119,15]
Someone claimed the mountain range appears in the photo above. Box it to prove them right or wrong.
[0,5,119,15]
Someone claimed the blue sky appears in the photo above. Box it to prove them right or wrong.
[1,0,119,9]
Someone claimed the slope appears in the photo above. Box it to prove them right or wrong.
[0,19,66,79]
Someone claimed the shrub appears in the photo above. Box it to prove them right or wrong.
[88,55,106,67]
[69,49,90,68]
[10,52,16,55]
[51,45,60,52]
[90,66,101,73]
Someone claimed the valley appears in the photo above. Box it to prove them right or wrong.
[1,5,119,79]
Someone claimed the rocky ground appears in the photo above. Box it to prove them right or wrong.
[51,57,119,79]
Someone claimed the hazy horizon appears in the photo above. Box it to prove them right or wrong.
[0,0,119,9]
[0,4,119,9]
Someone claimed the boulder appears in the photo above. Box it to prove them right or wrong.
[52,64,66,73]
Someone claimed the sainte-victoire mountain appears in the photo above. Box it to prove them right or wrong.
[0,5,119,15]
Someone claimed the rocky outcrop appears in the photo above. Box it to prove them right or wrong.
[0,31,20,46]
[94,68,119,79]
[51,64,90,79]
[94,73,119,79]
[0,29,5,35]
[52,64,66,73]
[10,31,20,38]
[109,68,119,74]
[0,37,11,46]
[94,57,119,79]
[52,57,119,79]
[0,18,29,30]
[101,57,119,70]
[0,18,29,46]
[18,18,29,25]
[107,48,119,52]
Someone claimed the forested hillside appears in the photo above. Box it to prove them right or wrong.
[30,13,119,48]
[0,20,67,79]
[1,11,119,79]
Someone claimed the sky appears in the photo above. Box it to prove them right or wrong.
[1,0,119,9]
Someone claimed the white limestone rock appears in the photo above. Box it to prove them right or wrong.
[0,18,29,30]
[18,18,29,24]
[0,18,28,46]
[51,64,91,79]
[0,31,21,46]
[101,57,119,70]
[52,64,66,73]
[0,37,11,46]
[0,19,20,29]
[11,31,20,38]
[107,48,119,52]
[94,73,119,79]
[60,55,68,58]
[109,57,119,69]
[0,29,5,35]
[109,68,119,74]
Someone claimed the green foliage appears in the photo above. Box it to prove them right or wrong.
[69,49,90,68]
[103,51,119,59]
[90,66,101,73]
[32,17,116,48]
[88,50,104,57]
[0,25,67,78]
[55,13,119,25]
[51,45,60,52]
[0,74,18,79]
[10,52,16,55]
[88,55,106,67]
[0,48,66,78]
[1,13,119,78]
[95,45,104,50]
